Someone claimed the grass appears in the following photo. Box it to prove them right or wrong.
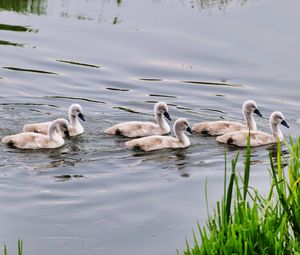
[3,240,22,255]
[179,136,300,255]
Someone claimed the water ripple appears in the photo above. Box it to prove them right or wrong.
[45,96,105,104]
[181,80,241,87]
[56,59,100,69]
[3,67,57,75]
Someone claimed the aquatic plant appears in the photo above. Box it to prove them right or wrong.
[3,240,22,255]
[180,136,300,255]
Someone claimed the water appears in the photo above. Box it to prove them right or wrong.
[0,0,300,254]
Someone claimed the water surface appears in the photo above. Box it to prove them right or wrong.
[1,0,300,254]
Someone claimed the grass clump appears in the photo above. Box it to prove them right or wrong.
[180,136,300,255]
[3,240,23,255]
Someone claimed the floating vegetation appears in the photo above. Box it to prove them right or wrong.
[3,67,57,75]
[56,59,100,69]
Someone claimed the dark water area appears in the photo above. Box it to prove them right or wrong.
[0,0,300,254]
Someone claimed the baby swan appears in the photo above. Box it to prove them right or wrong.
[192,100,262,136]
[125,118,193,152]
[23,103,85,137]
[105,101,172,138]
[2,119,70,149]
[216,111,289,147]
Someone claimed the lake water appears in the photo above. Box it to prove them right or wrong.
[0,0,300,254]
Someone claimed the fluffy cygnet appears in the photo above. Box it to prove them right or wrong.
[192,100,262,136]
[125,118,193,152]
[216,111,289,147]
[104,101,171,138]
[2,119,70,149]
[23,103,85,137]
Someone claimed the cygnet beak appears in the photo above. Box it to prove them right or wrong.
[64,130,71,138]
[254,108,263,117]
[163,111,172,121]
[78,113,85,121]
[281,120,289,128]
[186,126,193,134]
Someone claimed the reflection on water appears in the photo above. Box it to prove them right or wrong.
[174,150,191,177]
[0,40,24,47]
[54,174,84,182]
[184,0,252,11]
[0,0,255,18]
[0,23,38,33]
[0,0,47,15]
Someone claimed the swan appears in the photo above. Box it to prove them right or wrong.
[2,119,70,149]
[23,103,85,137]
[104,101,172,138]
[216,111,289,147]
[125,118,193,152]
[192,100,262,135]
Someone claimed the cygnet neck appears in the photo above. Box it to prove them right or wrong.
[243,109,257,131]
[69,112,83,131]
[155,112,170,132]
[174,126,190,147]
[270,121,283,141]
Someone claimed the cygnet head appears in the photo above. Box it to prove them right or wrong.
[52,118,70,138]
[243,100,262,117]
[69,104,85,121]
[174,118,193,134]
[154,102,171,121]
[270,111,289,128]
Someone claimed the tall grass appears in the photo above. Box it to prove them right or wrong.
[3,240,23,255]
[180,136,300,255]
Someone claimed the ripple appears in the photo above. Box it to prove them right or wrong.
[0,102,59,107]
[56,59,100,69]
[106,87,130,92]
[140,78,163,82]
[181,80,241,87]
[3,67,57,75]
[113,106,149,115]
[202,108,226,114]
[149,94,177,98]
[45,96,105,104]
